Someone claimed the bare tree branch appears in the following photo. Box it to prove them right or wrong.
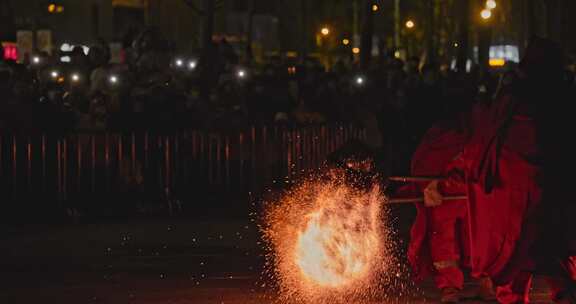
[182,0,205,15]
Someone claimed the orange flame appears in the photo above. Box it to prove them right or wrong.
[262,173,404,303]
[295,186,381,288]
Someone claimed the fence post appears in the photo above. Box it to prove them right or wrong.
[42,134,47,193]
[251,126,256,183]
[77,134,82,196]
[12,135,17,198]
[262,126,268,183]
[63,138,68,203]
[26,136,32,190]
[131,133,136,177]
[144,132,149,171]
[225,135,230,189]
[91,135,96,193]
[56,139,62,208]
[165,135,171,197]
[208,134,213,186]
[286,130,292,177]
[239,132,244,188]
[216,134,222,186]
[105,134,110,193]
[192,131,197,160]
[174,133,180,192]
[118,134,123,178]
[199,132,205,175]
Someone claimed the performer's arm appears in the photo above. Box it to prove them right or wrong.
[424,151,468,207]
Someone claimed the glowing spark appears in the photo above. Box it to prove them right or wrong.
[295,203,378,287]
[262,173,408,303]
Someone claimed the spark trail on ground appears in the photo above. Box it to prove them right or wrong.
[262,171,411,303]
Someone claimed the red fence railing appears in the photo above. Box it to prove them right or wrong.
[1,124,366,212]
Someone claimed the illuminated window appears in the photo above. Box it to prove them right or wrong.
[489,58,505,67]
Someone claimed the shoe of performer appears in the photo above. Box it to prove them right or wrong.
[477,276,497,301]
[441,287,461,303]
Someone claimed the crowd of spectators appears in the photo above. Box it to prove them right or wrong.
[2,28,575,154]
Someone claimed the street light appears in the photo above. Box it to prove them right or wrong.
[372,4,379,12]
[237,69,247,79]
[352,47,360,54]
[486,0,497,9]
[406,20,415,29]
[188,60,197,70]
[321,27,330,36]
[71,73,80,83]
[48,3,64,14]
[342,38,350,46]
[480,9,492,20]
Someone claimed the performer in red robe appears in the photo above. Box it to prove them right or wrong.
[425,37,576,303]
[406,116,495,302]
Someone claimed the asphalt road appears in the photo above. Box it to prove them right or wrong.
[0,218,556,303]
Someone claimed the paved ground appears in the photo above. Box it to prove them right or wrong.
[0,218,556,303]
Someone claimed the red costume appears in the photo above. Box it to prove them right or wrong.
[406,119,469,290]
[459,95,540,303]
[442,38,576,303]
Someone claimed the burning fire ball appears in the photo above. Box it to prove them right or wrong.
[262,175,408,303]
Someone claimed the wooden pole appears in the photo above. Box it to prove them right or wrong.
[388,195,467,204]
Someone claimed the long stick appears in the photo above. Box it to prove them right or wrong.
[387,195,467,204]
[388,176,443,183]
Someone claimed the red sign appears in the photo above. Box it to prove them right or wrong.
[2,43,18,61]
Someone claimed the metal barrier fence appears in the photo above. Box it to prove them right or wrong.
[1,124,366,212]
